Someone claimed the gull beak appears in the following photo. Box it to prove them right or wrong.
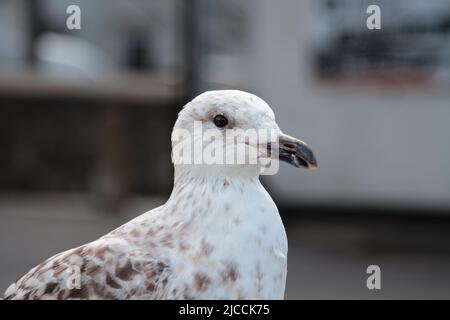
[276,133,317,170]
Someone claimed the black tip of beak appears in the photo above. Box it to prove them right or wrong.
[278,135,317,170]
[295,142,318,170]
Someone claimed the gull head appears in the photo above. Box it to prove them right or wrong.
[171,90,317,180]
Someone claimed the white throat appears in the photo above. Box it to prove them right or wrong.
[173,163,262,186]
[162,162,288,299]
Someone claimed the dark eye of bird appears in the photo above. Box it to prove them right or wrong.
[213,114,228,128]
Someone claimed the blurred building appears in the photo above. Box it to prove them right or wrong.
[1,0,450,209]
[1,0,450,299]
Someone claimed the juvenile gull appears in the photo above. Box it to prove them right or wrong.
[3,90,317,300]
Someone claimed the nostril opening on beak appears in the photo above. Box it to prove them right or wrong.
[284,143,296,150]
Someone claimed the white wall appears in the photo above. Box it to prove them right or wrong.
[245,0,450,209]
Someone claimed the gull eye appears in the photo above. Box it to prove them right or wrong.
[213,114,228,128]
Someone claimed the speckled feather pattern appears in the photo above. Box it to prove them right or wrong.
[3,90,288,300]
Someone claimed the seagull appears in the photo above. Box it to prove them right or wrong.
[3,90,317,300]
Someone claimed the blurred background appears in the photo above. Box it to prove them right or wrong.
[1,0,450,299]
